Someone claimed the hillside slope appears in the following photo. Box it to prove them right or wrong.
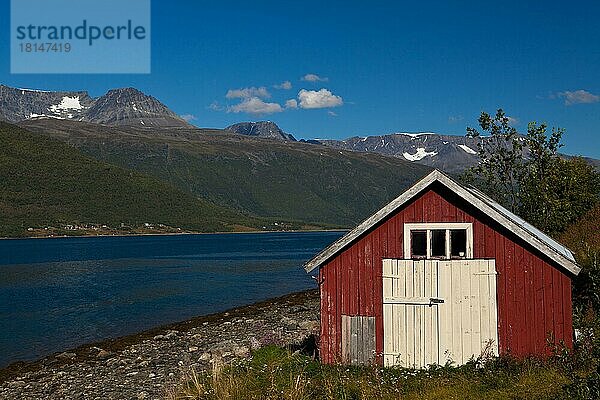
[19,120,431,227]
[0,122,268,237]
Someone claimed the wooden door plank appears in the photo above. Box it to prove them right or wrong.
[451,261,462,364]
[398,261,407,367]
[414,260,423,368]
[383,259,393,365]
[406,260,415,368]
[350,316,358,365]
[460,260,473,363]
[368,317,376,364]
[439,261,453,365]
[431,261,439,366]
[424,261,433,366]
[357,315,363,365]
[341,315,348,364]
[489,260,499,356]
[479,260,491,355]
[470,260,482,359]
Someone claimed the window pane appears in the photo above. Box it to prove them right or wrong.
[431,230,446,257]
[411,231,426,257]
[450,229,467,257]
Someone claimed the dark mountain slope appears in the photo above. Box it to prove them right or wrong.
[226,121,296,141]
[83,88,191,128]
[0,122,268,237]
[19,119,431,227]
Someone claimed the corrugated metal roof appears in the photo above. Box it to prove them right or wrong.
[464,185,575,263]
[304,169,579,275]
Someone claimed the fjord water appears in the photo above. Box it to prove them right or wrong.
[0,231,343,367]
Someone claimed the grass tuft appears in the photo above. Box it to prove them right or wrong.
[166,345,580,400]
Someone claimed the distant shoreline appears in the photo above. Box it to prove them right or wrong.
[0,228,349,241]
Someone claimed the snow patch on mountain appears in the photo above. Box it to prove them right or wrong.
[28,113,65,120]
[403,147,438,161]
[17,87,52,93]
[49,96,84,113]
[458,144,477,154]
[394,132,436,138]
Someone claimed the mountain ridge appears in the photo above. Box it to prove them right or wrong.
[316,132,484,173]
[0,85,191,128]
[2,84,597,173]
[226,121,296,141]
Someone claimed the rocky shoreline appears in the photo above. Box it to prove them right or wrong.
[0,290,320,400]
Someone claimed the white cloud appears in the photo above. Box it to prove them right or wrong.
[208,101,224,111]
[506,116,519,126]
[180,114,197,122]
[285,99,298,109]
[274,81,292,90]
[227,97,283,115]
[226,86,270,99]
[448,115,464,124]
[301,73,328,82]
[327,111,338,117]
[558,90,600,105]
[298,88,343,109]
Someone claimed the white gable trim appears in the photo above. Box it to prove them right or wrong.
[304,170,580,276]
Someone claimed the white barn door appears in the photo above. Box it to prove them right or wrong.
[438,259,499,365]
[383,259,498,368]
[383,259,442,368]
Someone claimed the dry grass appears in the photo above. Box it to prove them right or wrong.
[166,346,574,400]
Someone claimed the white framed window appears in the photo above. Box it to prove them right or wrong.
[403,223,473,259]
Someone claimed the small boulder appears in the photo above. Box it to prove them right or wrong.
[299,320,320,332]
[56,352,76,360]
[233,346,250,358]
[282,317,298,329]
[96,349,111,359]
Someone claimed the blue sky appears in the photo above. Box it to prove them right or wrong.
[1,0,599,157]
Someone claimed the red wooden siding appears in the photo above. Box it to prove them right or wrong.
[319,184,574,364]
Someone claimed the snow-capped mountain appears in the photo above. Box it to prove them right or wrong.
[316,133,484,173]
[0,86,94,122]
[0,85,191,128]
[221,123,486,172]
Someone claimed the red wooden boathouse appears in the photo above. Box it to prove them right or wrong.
[304,170,580,368]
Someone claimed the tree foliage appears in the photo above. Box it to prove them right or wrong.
[521,156,600,235]
[466,110,524,212]
[560,204,600,312]
[465,109,600,236]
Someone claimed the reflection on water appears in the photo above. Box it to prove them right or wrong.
[0,231,342,367]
